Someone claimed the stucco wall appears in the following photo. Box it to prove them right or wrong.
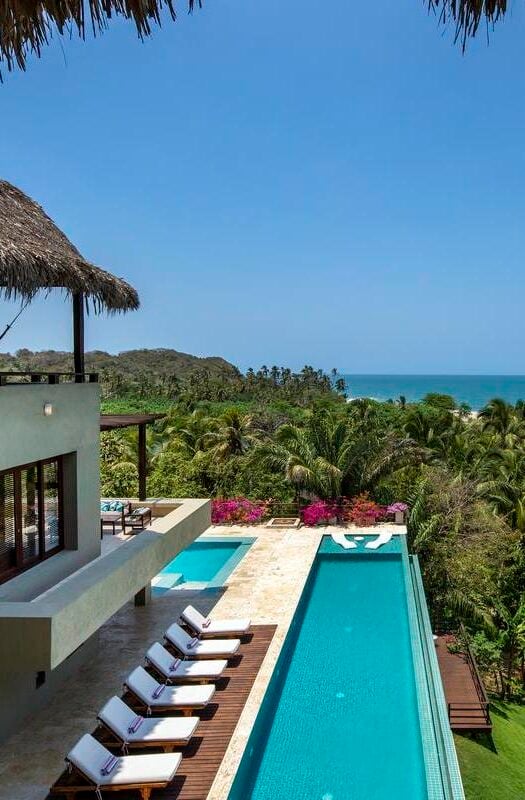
[0,632,99,747]
[0,385,212,743]
[0,383,101,601]
[0,499,210,742]
[0,499,211,671]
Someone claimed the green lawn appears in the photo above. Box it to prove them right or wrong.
[455,701,525,799]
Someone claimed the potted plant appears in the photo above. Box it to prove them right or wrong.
[387,502,408,525]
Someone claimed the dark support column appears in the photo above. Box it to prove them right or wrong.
[134,585,151,606]
[138,423,147,501]
[73,292,85,381]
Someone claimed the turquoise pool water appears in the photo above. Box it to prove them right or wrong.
[160,540,240,582]
[229,550,427,800]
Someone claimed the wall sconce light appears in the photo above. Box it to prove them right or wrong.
[43,403,53,417]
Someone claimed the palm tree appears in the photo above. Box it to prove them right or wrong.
[170,409,210,456]
[477,446,525,530]
[459,594,525,698]
[256,414,344,499]
[492,596,525,695]
[204,409,259,462]
[479,398,524,445]
[113,422,175,475]
[256,410,421,501]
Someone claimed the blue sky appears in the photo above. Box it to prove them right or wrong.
[1,0,524,374]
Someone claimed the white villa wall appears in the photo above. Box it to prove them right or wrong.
[0,382,211,743]
[0,382,101,740]
[0,382,101,602]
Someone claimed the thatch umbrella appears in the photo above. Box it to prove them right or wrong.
[0,179,139,375]
[428,0,507,47]
[0,0,201,73]
[0,0,508,72]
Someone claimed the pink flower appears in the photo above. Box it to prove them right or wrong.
[212,498,266,524]
[387,502,408,514]
[301,501,337,526]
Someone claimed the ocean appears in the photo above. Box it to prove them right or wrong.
[341,375,525,411]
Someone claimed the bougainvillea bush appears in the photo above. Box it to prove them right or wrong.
[211,496,405,527]
[301,501,338,526]
[211,498,267,525]
[347,494,385,526]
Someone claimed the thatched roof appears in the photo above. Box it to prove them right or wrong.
[0,0,201,73]
[0,0,508,71]
[0,180,139,313]
[428,0,507,47]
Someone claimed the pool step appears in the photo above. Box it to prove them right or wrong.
[151,573,184,592]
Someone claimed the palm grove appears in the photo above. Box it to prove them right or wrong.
[101,366,525,700]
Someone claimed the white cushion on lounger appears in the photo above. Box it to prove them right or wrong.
[165,622,240,657]
[331,532,357,550]
[182,605,251,636]
[146,642,227,680]
[125,666,215,708]
[98,696,198,744]
[365,530,393,550]
[67,734,181,786]
[134,716,198,744]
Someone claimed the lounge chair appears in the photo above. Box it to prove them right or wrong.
[146,642,227,683]
[164,622,240,659]
[181,604,251,639]
[365,529,394,550]
[331,531,357,550]
[124,666,215,716]
[98,696,198,752]
[63,733,181,800]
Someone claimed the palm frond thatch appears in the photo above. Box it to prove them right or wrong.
[0,180,139,313]
[429,0,507,46]
[0,0,201,73]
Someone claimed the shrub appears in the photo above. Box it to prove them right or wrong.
[301,501,337,526]
[212,498,267,524]
[348,494,384,526]
[100,462,138,498]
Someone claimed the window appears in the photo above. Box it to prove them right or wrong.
[0,457,64,584]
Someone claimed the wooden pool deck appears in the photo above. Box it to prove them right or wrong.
[435,633,492,733]
[48,624,276,800]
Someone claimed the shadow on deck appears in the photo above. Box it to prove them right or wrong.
[435,633,492,733]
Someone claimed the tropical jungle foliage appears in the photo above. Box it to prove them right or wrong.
[100,365,525,700]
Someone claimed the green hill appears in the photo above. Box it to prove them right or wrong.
[0,348,240,381]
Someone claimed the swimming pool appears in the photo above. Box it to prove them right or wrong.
[153,536,254,591]
[229,535,464,800]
